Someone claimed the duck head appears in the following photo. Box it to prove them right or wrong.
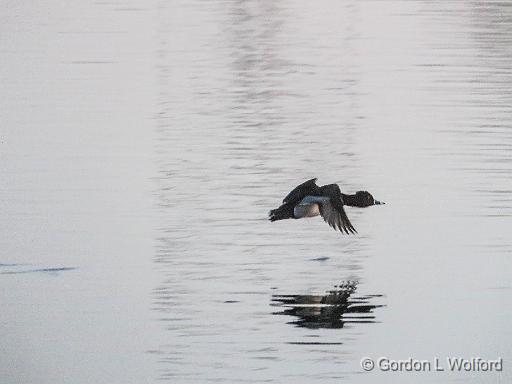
[347,191,385,207]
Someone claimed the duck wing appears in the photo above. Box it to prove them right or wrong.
[319,199,357,234]
[318,184,357,234]
[283,178,318,204]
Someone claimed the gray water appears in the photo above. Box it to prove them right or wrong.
[1,1,511,383]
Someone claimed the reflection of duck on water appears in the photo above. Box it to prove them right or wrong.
[271,282,383,329]
[269,178,384,234]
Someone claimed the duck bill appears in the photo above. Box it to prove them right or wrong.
[374,200,385,205]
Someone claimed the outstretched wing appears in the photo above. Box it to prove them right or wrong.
[319,200,357,234]
[318,184,357,234]
[283,178,318,204]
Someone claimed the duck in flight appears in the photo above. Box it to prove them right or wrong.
[268,178,384,234]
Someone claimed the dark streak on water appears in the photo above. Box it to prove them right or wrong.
[1,267,77,275]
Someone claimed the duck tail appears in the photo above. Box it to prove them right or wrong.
[268,203,294,222]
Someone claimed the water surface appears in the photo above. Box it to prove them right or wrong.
[1,1,511,383]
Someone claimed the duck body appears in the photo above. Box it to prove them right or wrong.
[293,195,328,218]
[269,178,384,234]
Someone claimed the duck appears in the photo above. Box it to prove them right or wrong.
[268,178,384,234]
